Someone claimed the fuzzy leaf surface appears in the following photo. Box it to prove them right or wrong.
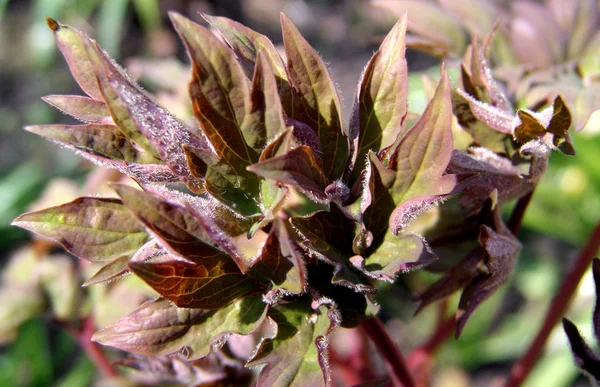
[350,16,408,183]
[93,295,267,359]
[83,255,131,287]
[281,14,348,181]
[42,95,110,123]
[12,197,148,262]
[248,300,336,387]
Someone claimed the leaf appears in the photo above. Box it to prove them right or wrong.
[112,184,253,272]
[85,41,205,192]
[42,95,110,123]
[129,243,260,309]
[350,231,437,282]
[93,295,267,360]
[0,287,44,344]
[248,299,337,387]
[170,13,260,171]
[349,15,408,183]
[248,145,327,196]
[280,13,349,181]
[25,124,158,164]
[38,255,79,320]
[46,18,103,101]
[562,318,600,383]
[249,218,307,297]
[567,0,599,59]
[12,197,148,262]
[83,255,130,287]
[388,72,458,229]
[202,13,288,82]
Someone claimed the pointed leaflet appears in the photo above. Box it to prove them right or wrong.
[202,13,288,82]
[112,184,252,272]
[280,14,349,181]
[42,95,110,123]
[248,145,327,196]
[248,299,337,387]
[83,255,130,287]
[129,243,260,309]
[170,13,260,168]
[46,18,103,101]
[388,72,457,228]
[93,294,267,359]
[12,197,148,262]
[25,124,159,164]
[249,218,307,296]
[350,231,437,282]
[85,41,206,192]
[349,15,408,183]
[562,318,600,382]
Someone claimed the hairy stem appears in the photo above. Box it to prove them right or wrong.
[65,316,118,378]
[506,222,600,386]
[361,317,416,387]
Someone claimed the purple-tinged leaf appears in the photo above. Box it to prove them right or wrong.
[250,51,288,149]
[202,13,288,82]
[454,88,516,135]
[455,225,521,337]
[248,146,328,196]
[280,13,349,181]
[170,13,259,167]
[83,255,130,287]
[373,1,467,57]
[112,184,253,272]
[42,95,110,123]
[567,0,599,59]
[129,244,260,309]
[46,18,103,101]
[349,15,408,183]
[350,231,437,282]
[250,218,307,296]
[12,197,148,262]
[86,41,206,192]
[247,300,338,387]
[93,294,267,359]
[25,124,159,164]
[563,318,600,382]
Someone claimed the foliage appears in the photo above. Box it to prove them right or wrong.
[5,3,598,386]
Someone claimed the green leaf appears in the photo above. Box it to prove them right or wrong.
[202,13,288,82]
[42,95,110,123]
[350,15,408,183]
[12,197,149,262]
[248,145,327,196]
[112,184,253,272]
[129,243,260,309]
[0,288,44,344]
[280,14,349,181]
[25,124,159,164]
[46,18,103,101]
[351,231,437,282]
[389,72,458,206]
[83,255,130,287]
[93,295,267,359]
[248,299,337,387]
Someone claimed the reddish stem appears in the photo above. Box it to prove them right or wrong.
[506,223,600,386]
[507,190,535,236]
[64,316,118,378]
[361,317,416,387]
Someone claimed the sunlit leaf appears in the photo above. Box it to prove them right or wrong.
[83,255,130,287]
[12,197,148,262]
[93,295,267,359]
[42,95,110,123]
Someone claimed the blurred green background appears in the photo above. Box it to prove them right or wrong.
[0,0,598,386]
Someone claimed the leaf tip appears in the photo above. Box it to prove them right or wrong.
[46,17,60,32]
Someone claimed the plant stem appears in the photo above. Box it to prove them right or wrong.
[506,222,600,386]
[507,190,535,235]
[361,317,416,387]
[64,316,118,378]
